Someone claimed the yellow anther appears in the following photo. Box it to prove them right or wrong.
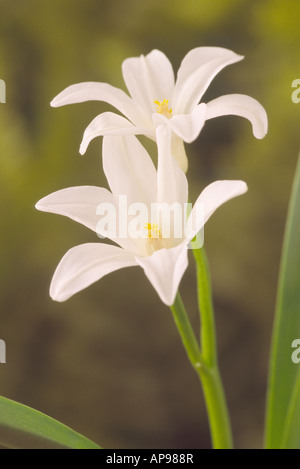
[144,223,162,239]
[154,99,172,118]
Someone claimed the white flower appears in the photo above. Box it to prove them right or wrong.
[51,47,268,172]
[36,127,247,306]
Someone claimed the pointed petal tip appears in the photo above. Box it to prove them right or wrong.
[239,180,248,194]
[50,95,61,107]
[220,179,248,197]
[135,244,188,306]
[163,286,180,307]
[251,102,268,139]
[49,243,138,303]
[50,289,66,302]
[50,280,72,302]
[255,115,268,139]
[162,295,176,307]
[79,143,87,155]
[206,94,268,140]
[35,199,45,211]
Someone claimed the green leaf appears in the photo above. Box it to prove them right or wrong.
[280,367,300,448]
[0,396,101,449]
[265,154,300,449]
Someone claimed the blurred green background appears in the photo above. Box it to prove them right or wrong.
[0,0,299,449]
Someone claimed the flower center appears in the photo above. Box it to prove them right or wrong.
[144,223,162,239]
[154,99,172,118]
[143,222,164,256]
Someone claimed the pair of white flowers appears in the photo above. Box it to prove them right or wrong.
[36,47,267,306]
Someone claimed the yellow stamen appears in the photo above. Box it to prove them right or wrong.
[154,99,172,118]
[144,223,162,239]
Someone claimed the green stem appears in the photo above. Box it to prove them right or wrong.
[193,247,217,368]
[197,363,233,449]
[170,248,233,449]
[170,293,203,369]
[194,246,233,449]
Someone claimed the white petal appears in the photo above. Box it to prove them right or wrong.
[50,243,137,302]
[185,180,248,242]
[135,243,188,306]
[173,47,243,114]
[156,125,188,207]
[35,186,114,232]
[122,50,175,116]
[171,135,188,173]
[206,94,268,139]
[80,112,154,155]
[153,103,207,143]
[50,82,146,126]
[102,135,157,207]
[36,186,141,254]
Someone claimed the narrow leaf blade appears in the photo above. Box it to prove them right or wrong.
[265,154,300,448]
[0,396,101,449]
[280,367,300,448]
